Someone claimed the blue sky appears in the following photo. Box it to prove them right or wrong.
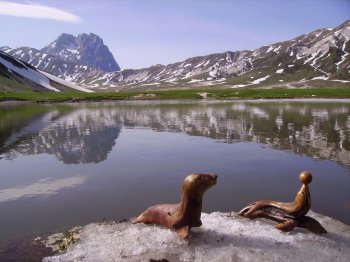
[0,0,349,69]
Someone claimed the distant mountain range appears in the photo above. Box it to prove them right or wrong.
[1,20,349,92]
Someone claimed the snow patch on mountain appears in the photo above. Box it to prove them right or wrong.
[188,79,204,83]
[251,75,270,84]
[335,39,349,70]
[39,70,94,93]
[0,54,59,92]
[273,45,281,53]
[266,46,273,53]
[312,76,329,80]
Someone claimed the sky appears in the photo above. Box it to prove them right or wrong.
[0,0,349,69]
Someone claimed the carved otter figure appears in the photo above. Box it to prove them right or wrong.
[133,173,217,239]
[239,171,327,234]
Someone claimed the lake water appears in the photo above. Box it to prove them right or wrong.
[0,100,349,247]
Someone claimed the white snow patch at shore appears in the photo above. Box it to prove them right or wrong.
[43,211,350,262]
[213,78,226,82]
[188,79,204,83]
[331,79,350,83]
[276,69,284,74]
[312,76,329,80]
[231,84,248,88]
[197,92,209,99]
[251,75,270,84]
[230,75,271,88]
[165,78,178,84]
[139,82,161,86]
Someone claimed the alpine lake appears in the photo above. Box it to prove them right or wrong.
[0,99,349,249]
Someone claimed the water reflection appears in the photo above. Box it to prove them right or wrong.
[0,175,87,202]
[0,101,349,166]
[0,106,121,164]
[114,101,350,166]
[0,100,349,246]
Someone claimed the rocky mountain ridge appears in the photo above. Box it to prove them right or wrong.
[41,33,120,72]
[1,20,349,91]
[113,20,350,90]
[0,50,93,92]
[1,33,120,90]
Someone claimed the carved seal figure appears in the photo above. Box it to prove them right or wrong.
[239,171,327,234]
[133,173,217,239]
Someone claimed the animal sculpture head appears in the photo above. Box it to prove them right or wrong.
[182,173,217,199]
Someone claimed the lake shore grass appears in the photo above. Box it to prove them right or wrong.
[0,87,350,103]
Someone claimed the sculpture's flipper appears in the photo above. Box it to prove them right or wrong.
[176,225,190,239]
[298,216,327,234]
[275,219,297,232]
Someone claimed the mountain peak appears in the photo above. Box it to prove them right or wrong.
[77,33,101,43]
[41,33,120,72]
[45,33,76,51]
[79,32,101,39]
[57,33,75,39]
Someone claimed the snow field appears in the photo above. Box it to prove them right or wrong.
[43,211,350,262]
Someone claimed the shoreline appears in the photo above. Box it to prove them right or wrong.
[1,87,350,104]
[2,211,348,262]
[1,97,350,106]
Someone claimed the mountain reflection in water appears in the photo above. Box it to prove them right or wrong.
[0,106,121,164]
[0,100,349,166]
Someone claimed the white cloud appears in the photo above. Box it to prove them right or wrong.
[0,1,82,23]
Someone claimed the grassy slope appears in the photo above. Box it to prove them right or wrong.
[0,76,34,92]
[0,87,350,102]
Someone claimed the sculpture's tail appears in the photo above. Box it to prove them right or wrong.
[238,202,259,217]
